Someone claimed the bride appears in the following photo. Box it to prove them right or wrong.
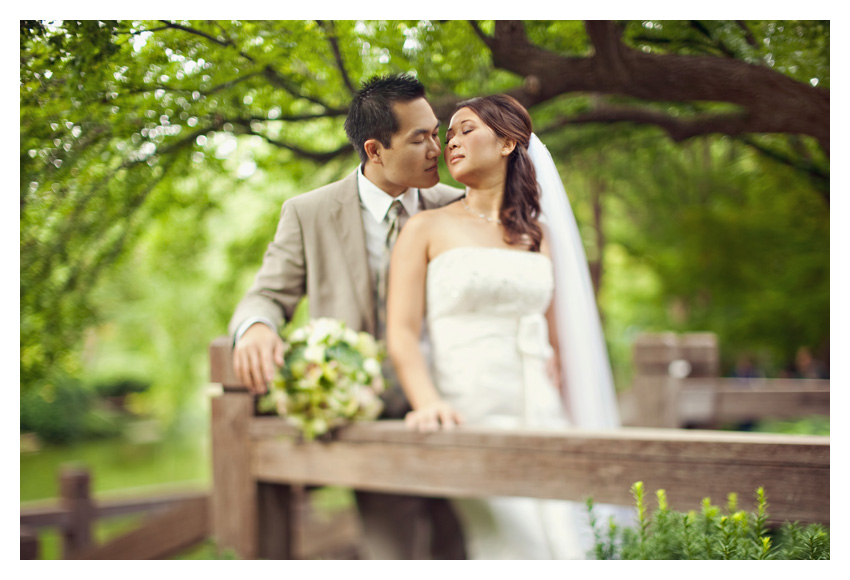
[386,94,622,559]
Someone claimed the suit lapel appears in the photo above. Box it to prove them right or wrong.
[330,173,376,335]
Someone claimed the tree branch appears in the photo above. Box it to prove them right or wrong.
[159,20,256,63]
[585,20,630,84]
[735,20,760,49]
[247,130,352,163]
[318,20,356,95]
[552,104,752,142]
[736,135,829,200]
[481,20,829,153]
[467,20,493,49]
[262,66,348,114]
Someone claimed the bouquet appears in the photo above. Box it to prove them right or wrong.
[257,312,386,440]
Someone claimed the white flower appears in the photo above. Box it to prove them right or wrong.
[363,357,381,377]
[264,315,387,440]
[356,332,379,358]
[303,344,326,364]
[342,328,359,346]
[309,318,343,346]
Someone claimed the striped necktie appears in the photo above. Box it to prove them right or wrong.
[375,199,409,417]
[376,199,404,340]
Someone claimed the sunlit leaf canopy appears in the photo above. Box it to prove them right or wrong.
[20,20,829,415]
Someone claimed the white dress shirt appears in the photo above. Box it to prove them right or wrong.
[356,164,420,283]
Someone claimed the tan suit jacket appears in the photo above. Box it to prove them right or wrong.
[229,170,463,338]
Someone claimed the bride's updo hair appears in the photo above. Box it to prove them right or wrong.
[454,94,542,252]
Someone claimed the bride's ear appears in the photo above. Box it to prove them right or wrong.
[500,138,517,157]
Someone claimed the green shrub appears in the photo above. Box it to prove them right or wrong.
[92,378,151,399]
[20,373,128,444]
[587,482,829,560]
[20,375,92,444]
[752,415,829,436]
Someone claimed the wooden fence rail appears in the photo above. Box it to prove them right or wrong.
[20,468,209,560]
[624,332,830,428]
[208,336,830,560]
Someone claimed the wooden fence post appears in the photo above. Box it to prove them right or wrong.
[210,391,257,559]
[630,332,719,428]
[20,526,38,560]
[631,333,682,428]
[60,466,94,559]
[209,337,320,560]
[257,483,305,559]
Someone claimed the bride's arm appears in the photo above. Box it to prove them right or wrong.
[540,225,564,396]
[386,213,463,431]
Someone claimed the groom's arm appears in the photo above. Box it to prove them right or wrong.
[229,199,308,393]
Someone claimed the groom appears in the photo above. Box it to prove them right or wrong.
[229,74,466,559]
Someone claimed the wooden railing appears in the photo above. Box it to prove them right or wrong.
[623,332,830,428]
[622,376,830,428]
[20,467,209,560]
[208,336,830,560]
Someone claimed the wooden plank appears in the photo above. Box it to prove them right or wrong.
[73,496,209,560]
[210,335,247,389]
[210,393,257,559]
[20,491,208,530]
[248,420,829,525]
[94,490,210,519]
[20,505,71,529]
[714,389,829,422]
[627,377,830,428]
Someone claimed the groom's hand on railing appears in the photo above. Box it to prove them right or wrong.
[233,323,285,394]
[404,400,464,432]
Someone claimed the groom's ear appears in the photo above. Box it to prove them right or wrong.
[364,139,383,165]
[501,138,517,157]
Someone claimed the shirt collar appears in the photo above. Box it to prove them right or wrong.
[357,165,419,222]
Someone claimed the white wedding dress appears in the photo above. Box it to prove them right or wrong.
[426,246,591,559]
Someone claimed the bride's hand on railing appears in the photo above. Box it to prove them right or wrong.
[405,400,464,432]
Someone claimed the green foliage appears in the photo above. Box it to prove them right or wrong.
[19,373,126,444]
[563,134,828,378]
[750,415,829,436]
[587,482,829,559]
[93,377,150,398]
[172,539,240,560]
[20,374,92,444]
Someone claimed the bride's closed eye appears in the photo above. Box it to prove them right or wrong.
[445,129,473,144]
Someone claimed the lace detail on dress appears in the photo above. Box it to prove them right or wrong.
[426,246,553,321]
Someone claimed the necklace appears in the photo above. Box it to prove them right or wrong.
[462,196,502,225]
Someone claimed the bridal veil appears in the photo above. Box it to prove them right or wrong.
[528,134,621,430]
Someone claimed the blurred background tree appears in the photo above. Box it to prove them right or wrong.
[20,20,829,446]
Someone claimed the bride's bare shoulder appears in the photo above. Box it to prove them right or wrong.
[407,202,463,229]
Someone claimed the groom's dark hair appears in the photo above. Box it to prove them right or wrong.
[344,73,427,164]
